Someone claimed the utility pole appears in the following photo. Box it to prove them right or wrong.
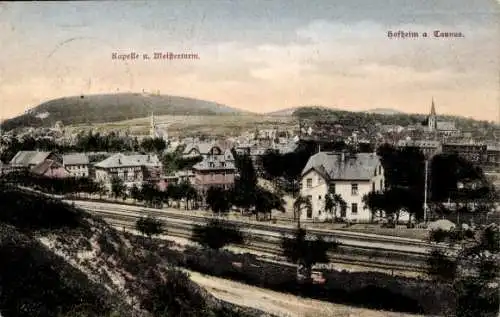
[423,159,429,224]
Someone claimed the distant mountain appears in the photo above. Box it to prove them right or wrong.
[365,108,404,115]
[265,107,301,116]
[268,106,405,117]
[2,93,252,131]
[266,106,336,117]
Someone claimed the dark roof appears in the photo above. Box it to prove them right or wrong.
[63,153,89,165]
[302,152,381,181]
[9,151,52,167]
[31,160,65,175]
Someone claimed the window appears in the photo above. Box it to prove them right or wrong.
[380,179,384,189]
[306,178,312,188]
[330,183,336,194]
[351,183,358,196]
[318,195,322,200]
[351,203,358,214]
[372,182,375,192]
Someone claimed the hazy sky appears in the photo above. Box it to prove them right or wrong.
[0,0,499,121]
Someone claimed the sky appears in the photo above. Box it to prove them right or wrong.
[0,0,499,121]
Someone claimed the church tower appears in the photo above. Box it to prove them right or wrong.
[428,98,437,131]
[149,112,157,138]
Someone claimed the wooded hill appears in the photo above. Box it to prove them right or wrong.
[2,93,247,131]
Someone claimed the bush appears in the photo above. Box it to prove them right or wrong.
[429,228,449,243]
[191,219,244,250]
[426,249,457,282]
[135,216,164,238]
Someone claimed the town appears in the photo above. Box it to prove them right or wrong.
[1,105,499,317]
[1,1,499,316]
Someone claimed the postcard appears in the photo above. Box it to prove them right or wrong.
[0,2,499,317]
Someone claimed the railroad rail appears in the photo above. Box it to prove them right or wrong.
[81,204,430,274]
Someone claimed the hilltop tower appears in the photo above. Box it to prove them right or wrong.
[428,98,437,131]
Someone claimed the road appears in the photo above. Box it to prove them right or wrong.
[185,269,424,317]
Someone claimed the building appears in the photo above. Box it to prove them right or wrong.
[192,154,236,194]
[441,142,488,165]
[397,139,442,158]
[300,151,385,222]
[63,153,90,178]
[485,145,500,172]
[426,99,460,137]
[31,159,70,178]
[149,112,169,141]
[9,151,61,170]
[182,142,223,158]
[94,153,162,191]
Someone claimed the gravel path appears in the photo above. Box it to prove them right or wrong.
[186,269,424,317]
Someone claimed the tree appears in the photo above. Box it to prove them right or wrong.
[191,218,244,250]
[205,186,232,215]
[253,187,286,221]
[231,153,259,211]
[130,184,141,202]
[362,188,408,225]
[140,137,166,153]
[427,224,500,317]
[178,181,198,210]
[362,191,385,222]
[161,152,181,174]
[136,216,164,239]
[325,186,347,222]
[110,176,126,199]
[167,183,183,208]
[293,195,312,229]
[141,182,162,208]
[259,149,283,181]
[282,228,338,283]
[430,153,494,214]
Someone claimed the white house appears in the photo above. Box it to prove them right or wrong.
[300,151,385,222]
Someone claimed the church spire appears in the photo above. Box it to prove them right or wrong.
[430,97,436,115]
[150,111,157,138]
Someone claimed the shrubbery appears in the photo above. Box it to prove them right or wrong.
[192,219,245,250]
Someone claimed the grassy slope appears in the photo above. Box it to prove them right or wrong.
[75,114,296,137]
[2,93,251,130]
[0,185,268,317]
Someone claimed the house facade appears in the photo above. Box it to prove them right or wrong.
[94,153,162,191]
[442,142,488,165]
[192,155,236,194]
[300,152,385,222]
[63,153,90,178]
[397,139,442,158]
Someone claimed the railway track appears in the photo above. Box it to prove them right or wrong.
[102,212,427,274]
[77,202,443,254]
